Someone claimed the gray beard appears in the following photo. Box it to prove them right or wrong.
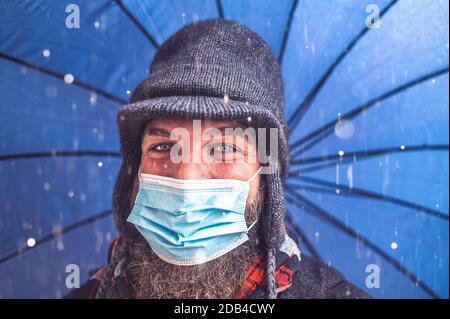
[125,181,264,299]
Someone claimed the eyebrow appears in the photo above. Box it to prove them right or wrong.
[144,128,171,138]
[143,125,252,140]
[208,127,252,141]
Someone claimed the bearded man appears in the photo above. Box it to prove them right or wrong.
[66,18,369,299]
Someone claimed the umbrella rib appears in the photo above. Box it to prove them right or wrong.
[0,150,121,161]
[290,144,449,166]
[0,210,113,265]
[286,177,449,221]
[285,209,322,260]
[284,188,440,299]
[289,67,449,156]
[278,0,299,64]
[216,0,224,19]
[0,51,127,105]
[114,0,159,48]
[286,0,399,131]
[290,144,449,174]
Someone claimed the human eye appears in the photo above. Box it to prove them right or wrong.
[215,144,236,153]
[149,142,173,152]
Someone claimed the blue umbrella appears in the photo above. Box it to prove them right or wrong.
[0,0,448,298]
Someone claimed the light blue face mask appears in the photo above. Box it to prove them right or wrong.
[127,168,261,266]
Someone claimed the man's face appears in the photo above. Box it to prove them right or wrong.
[126,118,264,299]
[139,118,261,218]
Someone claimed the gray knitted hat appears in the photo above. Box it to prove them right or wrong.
[113,18,288,298]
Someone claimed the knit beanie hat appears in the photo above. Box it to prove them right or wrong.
[113,18,289,299]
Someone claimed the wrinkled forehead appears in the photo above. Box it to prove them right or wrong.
[140,118,258,143]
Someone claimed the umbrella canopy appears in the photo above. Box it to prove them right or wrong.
[0,0,448,298]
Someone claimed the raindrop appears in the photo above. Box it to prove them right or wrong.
[247,116,252,122]
[72,138,79,150]
[43,182,51,191]
[42,49,51,58]
[67,190,74,198]
[94,21,100,29]
[90,93,98,106]
[335,119,355,140]
[97,161,103,168]
[26,238,36,247]
[314,231,320,243]
[390,242,398,250]
[336,188,340,194]
[400,145,406,150]
[338,150,345,157]
[346,165,353,189]
[431,78,436,84]
[126,90,131,95]
[52,225,63,237]
[80,193,87,203]
[57,240,64,251]
[192,12,199,22]
[45,85,58,98]
[22,221,32,230]
[64,73,74,84]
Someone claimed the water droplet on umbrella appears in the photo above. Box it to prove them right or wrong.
[97,161,103,168]
[126,90,131,95]
[42,49,51,58]
[26,238,36,247]
[67,190,74,198]
[390,242,398,250]
[400,145,406,150]
[94,21,100,28]
[64,73,74,84]
[338,150,345,157]
[43,182,51,191]
[335,119,355,139]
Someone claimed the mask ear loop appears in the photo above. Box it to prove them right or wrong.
[248,217,258,231]
[246,167,262,231]
[138,167,143,183]
[247,166,262,184]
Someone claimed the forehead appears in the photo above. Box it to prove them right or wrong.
[143,118,247,131]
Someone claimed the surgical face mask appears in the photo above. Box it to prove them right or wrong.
[127,168,261,266]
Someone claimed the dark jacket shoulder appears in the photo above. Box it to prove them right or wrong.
[279,254,371,299]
